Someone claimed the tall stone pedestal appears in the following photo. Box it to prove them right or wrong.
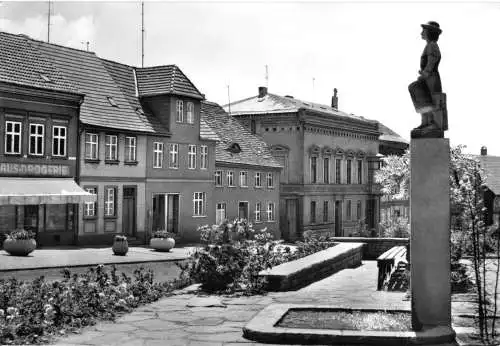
[410,138,451,328]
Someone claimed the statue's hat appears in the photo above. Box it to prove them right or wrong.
[421,21,442,34]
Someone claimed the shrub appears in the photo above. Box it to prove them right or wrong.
[7,229,35,240]
[151,230,175,239]
[0,265,187,345]
[114,235,127,242]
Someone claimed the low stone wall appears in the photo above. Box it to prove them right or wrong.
[332,237,409,260]
[259,242,364,291]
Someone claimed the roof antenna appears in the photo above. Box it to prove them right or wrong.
[227,84,231,116]
[141,1,145,67]
[81,41,90,51]
[265,65,269,88]
[47,0,52,43]
[312,77,315,104]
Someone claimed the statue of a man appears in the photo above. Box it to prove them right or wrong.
[408,21,448,138]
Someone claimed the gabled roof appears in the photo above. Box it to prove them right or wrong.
[478,155,500,195]
[135,65,204,100]
[225,92,376,125]
[378,123,409,144]
[0,32,80,95]
[201,101,282,169]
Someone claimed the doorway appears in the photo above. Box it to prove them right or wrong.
[238,201,249,220]
[335,201,342,236]
[285,199,298,241]
[152,193,179,234]
[122,187,136,237]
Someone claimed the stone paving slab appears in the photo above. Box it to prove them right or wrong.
[0,246,194,271]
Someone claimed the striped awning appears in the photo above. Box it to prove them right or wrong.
[0,178,97,205]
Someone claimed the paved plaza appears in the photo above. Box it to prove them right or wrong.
[51,261,477,346]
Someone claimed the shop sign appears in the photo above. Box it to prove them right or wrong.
[0,162,70,177]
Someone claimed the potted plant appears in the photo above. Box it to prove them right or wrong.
[150,230,175,252]
[112,235,128,256]
[3,229,36,256]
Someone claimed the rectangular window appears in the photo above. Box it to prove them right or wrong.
[169,143,178,168]
[238,201,249,219]
[105,134,118,161]
[255,172,262,188]
[52,126,67,157]
[357,200,362,220]
[193,192,206,216]
[227,171,234,186]
[29,123,44,156]
[216,202,226,224]
[255,202,262,222]
[311,201,316,224]
[176,100,184,122]
[346,159,352,184]
[187,102,194,124]
[104,187,116,217]
[267,172,274,188]
[267,202,275,221]
[200,145,208,169]
[188,145,197,169]
[335,159,342,184]
[85,133,99,160]
[346,200,352,220]
[311,156,317,183]
[323,201,329,223]
[357,160,363,184]
[125,136,137,162]
[5,121,22,154]
[84,187,97,217]
[323,157,330,183]
[239,171,248,187]
[215,170,223,186]
[153,142,164,168]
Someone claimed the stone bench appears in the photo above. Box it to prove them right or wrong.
[377,245,407,290]
[259,242,364,291]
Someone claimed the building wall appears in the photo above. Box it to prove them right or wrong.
[78,129,148,244]
[214,163,281,239]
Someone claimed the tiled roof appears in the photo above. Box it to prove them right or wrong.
[378,123,409,144]
[100,59,170,135]
[225,93,377,125]
[136,65,204,100]
[0,32,80,95]
[478,155,500,195]
[199,119,220,141]
[201,101,282,169]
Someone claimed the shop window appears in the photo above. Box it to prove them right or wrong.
[200,145,208,169]
[169,143,179,168]
[153,142,164,168]
[125,136,137,162]
[193,192,206,216]
[29,123,44,156]
[187,102,194,124]
[52,126,67,157]
[45,204,67,231]
[85,133,99,160]
[105,134,118,161]
[5,121,22,155]
[104,187,117,217]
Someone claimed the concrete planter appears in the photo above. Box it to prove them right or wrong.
[150,237,175,252]
[3,238,36,256]
[112,239,129,256]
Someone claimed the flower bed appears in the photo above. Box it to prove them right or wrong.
[180,219,337,294]
[0,265,189,345]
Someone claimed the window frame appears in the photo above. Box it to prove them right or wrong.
[153,142,164,168]
[83,186,98,219]
[29,123,45,156]
[266,172,274,188]
[227,171,235,187]
[323,200,329,223]
[311,156,318,183]
[335,158,342,184]
[255,172,262,188]
[311,201,317,224]
[357,159,363,184]
[239,171,248,187]
[5,120,22,155]
[193,192,206,217]
[104,186,117,218]
[169,143,179,169]
[52,125,67,157]
[346,159,352,184]
[357,200,362,220]
[85,132,99,161]
[255,202,262,223]
[186,102,194,124]
[323,157,330,184]
[267,202,276,222]
[215,170,223,186]
[216,202,226,224]
[188,144,197,169]
[176,100,184,123]
[104,134,118,162]
[125,136,137,163]
[200,145,208,170]
[346,199,352,220]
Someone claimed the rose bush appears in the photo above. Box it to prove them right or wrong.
[0,265,188,345]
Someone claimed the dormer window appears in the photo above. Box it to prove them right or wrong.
[107,96,118,107]
[227,142,241,154]
[187,102,194,124]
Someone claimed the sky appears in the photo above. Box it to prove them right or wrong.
[1,0,500,156]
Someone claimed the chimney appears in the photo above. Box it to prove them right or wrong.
[481,146,488,156]
[331,88,338,109]
[258,86,268,98]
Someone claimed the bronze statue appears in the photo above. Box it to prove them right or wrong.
[408,21,448,138]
